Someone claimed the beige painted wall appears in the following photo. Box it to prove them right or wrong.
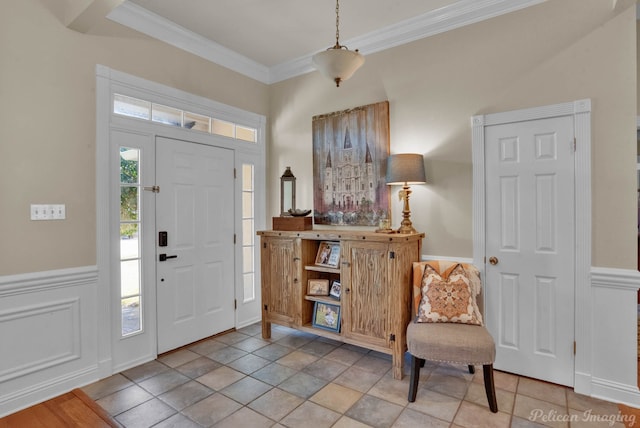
[269,0,638,269]
[0,0,269,275]
[1,0,636,276]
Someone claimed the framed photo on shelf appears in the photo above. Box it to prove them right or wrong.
[329,280,341,300]
[315,241,341,268]
[307,279,330,296]
[312,301,341,333]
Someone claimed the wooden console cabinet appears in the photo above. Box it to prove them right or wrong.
[257,229,424,379]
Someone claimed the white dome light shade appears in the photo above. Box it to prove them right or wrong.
[312,48,365,87]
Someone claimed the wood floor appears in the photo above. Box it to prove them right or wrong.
[0,389,121,428]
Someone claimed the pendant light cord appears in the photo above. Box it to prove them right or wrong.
[334,0,341,48]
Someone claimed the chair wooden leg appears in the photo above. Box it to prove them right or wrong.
[468,365,475,374]
[483,364,498,413]
[408,355,422,402]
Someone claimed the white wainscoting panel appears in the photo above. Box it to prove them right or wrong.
[589,267,640,406]
[0,298,80,382]
[0,266,99,417]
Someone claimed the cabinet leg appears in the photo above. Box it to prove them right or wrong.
[262,320,271,339]
[392,348,404,379]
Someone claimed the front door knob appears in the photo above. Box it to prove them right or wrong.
[159,254,178,262]
[489,256,499,265]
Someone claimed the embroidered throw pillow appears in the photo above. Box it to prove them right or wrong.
[416,263,482,325]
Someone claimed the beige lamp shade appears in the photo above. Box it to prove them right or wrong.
[386,154,426,185]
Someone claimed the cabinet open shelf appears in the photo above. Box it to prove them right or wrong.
[304,295,341,305]
[304,265,340,274]
[299,323,342,340]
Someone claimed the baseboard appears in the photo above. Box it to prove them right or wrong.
[112,353,156,375]
[590,377,640,408]
[0,365,98,418]
[237,315,261,330]
[574,371,592,396]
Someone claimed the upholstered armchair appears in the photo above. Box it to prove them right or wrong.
[406,261,498,413]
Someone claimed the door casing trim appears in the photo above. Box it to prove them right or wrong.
[471,99,591,390]
[96,65,266,377]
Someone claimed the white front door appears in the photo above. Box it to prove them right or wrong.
[156,136,235,353]
[484,115,575,386]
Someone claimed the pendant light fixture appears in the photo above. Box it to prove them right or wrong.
[312,0,364,87]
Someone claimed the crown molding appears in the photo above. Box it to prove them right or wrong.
[109,0,545,85]
[108,2,269,82]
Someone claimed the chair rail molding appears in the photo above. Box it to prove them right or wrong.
[0,266,97,297]
[422,255,473,264]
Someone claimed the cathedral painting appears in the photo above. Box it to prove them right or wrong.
[312,101,390,226]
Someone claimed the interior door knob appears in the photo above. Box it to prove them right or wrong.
[489,256,499,265]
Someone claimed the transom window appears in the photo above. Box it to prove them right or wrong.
[114,94,257,143]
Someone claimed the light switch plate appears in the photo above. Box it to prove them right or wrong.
[31,204,66,220]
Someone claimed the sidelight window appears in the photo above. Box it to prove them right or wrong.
[241,164,256,302]
[119,147,143,336]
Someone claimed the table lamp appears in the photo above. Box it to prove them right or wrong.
[386,154,426,234]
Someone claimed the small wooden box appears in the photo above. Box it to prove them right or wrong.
[272,216,312,231]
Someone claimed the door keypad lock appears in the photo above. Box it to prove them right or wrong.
[159,231,168,247]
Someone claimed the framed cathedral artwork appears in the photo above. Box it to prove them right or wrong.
[312,101,391,226]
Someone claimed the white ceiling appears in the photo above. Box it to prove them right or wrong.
[107,0,545,84]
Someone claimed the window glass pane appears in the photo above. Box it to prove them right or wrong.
[242,164,254,191]
[120,259,140,297]
[114,96,261,146]
[212,119,234,138]
[120,187,138,221]
[120,148,139,183]
[114,94,150,120]
[236,125,257,143]
[242,192,253,218]
[242,219,253,246]
[243,273,255,302]
[152,103,182,127]
[120,224,139,259]
[122,296,141,335]
[118,144,143,337]
[184,112,210,132]
[243,247,254,272]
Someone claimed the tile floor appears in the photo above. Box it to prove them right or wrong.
[82,323,627,428]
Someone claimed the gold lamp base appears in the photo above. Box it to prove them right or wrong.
[396,184,418,234]
[397,223,417,234]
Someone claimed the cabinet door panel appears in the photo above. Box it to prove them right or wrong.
[262,238,298,324]
[342,242,390,347]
